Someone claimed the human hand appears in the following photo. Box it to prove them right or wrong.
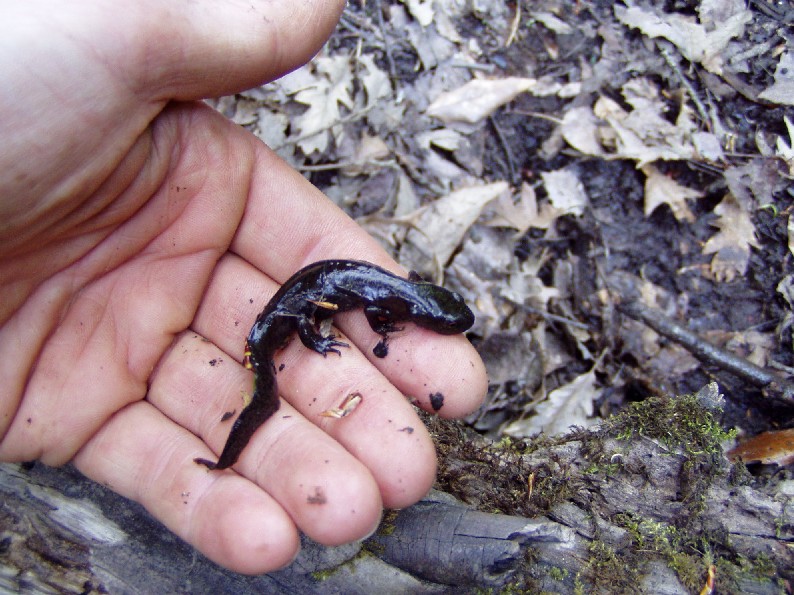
[0,0,488,574]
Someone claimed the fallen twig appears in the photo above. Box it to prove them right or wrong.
[658,43,713,130]
[617,300,794,403]
[488,115,519,186]
[374,0,397,80]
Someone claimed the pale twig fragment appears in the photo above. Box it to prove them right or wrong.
[789,215,794,258]
[320,393,363,419]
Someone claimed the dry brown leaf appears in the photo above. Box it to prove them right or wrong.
[341,132,391,176]
[723,158,787,206]
[698,0,747,27]
[615,1,751,75]
[414,128,469,185]
[501,256,561,312]
[400,0,434,27]
[400,6,458,69]
[692,131,725,162]
[702,193,759,282]
[530,11,573,34]
[777,115,794,176]
[560,106,605,156]
[727,429,794,466]
[394,172,420,217]
[702,330,775,368]
[648,343,699,378]
[427,77,538,124]
[228,98,259,126]
[641,164,701,222]
[448,258,503,336]
[292,55,354,155]
[432,0,468,42]
[759,51,794,107]
[503,370,598,438]
[486,183,562,233]
[358,54,392,108]
[401,182,509,270]
[253,109,289,154]
[541,169,588,216]
[418,128,464,152]
[592,90,695,165]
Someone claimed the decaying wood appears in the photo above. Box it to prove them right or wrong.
[1,387,792,593]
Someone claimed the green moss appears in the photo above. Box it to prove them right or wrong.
[376,510,399,536]
[605,393,735,456]
[548,566,568,581]
[605,392,736,521]
[610,512,708,591]
[310,567,334,581]
[310,548,374,581]
[582,541,639,593]
[712,552,788,593]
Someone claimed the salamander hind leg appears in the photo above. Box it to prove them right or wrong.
[296,316,349,356]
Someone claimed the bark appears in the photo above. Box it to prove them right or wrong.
[1,392,791,594]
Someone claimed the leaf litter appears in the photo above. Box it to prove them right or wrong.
[211,0,794,465]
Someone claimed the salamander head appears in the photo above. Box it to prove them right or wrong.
[408,283,475,334]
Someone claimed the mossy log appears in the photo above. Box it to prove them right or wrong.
[1,386,791,593]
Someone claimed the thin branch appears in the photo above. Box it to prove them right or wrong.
[617,299,794,403]
[658,42,712,128]
[374,0,397,79]
[488,115,518,186]
[519,304,591,331]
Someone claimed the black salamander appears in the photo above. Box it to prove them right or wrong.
[196,259,474,470]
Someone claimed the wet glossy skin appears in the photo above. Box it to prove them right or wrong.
[198,260,475,470]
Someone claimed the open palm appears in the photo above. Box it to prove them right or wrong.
[0,0,487,574]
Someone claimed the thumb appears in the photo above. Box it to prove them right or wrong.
[0,0,344,248]
[139,0,347,100]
